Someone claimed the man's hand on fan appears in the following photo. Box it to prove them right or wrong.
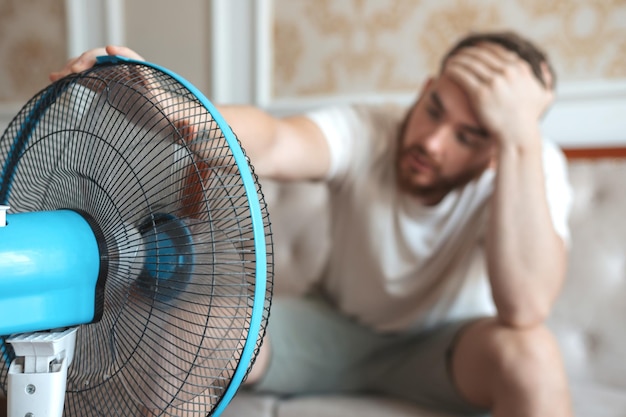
[50,46,145,81]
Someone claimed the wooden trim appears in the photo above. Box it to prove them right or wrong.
[562,147,626,160]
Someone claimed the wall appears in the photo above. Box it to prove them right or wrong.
[0,0,624,146]
[272,0,626,98]
[123,0,211,93]
[210,0,626,146]
[0,0,211,132]
[0,0,67,129]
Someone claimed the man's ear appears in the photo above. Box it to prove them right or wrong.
[488,146,498,169]
[540,61,554,90]
[410,77,434,108]
[420,77,435,95]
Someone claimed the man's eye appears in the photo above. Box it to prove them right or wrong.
[426,106,441,120]
[456,133,481,148]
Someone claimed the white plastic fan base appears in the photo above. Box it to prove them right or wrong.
[0,205,8,227]
[7,327,77,417]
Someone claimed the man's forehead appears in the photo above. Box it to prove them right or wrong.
[426,75,472,112]
[424,77,489,138]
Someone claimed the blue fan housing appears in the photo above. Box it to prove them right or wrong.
[0,210,101,335]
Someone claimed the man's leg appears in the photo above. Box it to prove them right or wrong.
[451,318,573,417]
[245,336,270,385]
[243,296,392,395]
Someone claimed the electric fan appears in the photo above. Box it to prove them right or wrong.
[0,55,273,416]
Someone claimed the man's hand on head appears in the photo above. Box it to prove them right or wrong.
[443,43,554,150]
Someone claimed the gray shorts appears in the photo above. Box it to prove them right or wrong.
[250,296,488,416]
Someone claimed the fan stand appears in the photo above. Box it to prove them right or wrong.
[0,58,273,417]
[6,327,77,417]
[0,206,7,227]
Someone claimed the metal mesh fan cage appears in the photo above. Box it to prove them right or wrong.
[0,59,273,416]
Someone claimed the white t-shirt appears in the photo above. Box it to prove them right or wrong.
[307,104,573,333]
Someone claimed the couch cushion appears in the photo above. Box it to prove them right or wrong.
[569,382,626,417]
[549,159,626,395]
[221,392,280,417]
[225,392,452,417]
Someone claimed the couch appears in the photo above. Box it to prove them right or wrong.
[223,147,626,417]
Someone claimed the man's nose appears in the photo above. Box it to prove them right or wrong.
[423,124,451,155]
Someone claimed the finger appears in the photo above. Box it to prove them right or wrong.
[49,48,107,82]
[444,58,484,93]
[445,54,494,85]
[49,69,69,82]
[49,46,145,83]
[478,42,547,90]
[475,42,519,64]
[453,46,509,75]
[49,57,80,81]
[540,61,553,89]
[105,45,145,62]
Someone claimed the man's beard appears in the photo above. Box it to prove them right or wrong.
[395,143,490,204]
[394,111,448,202]
[395,107,488,205]
[395,148,447,202]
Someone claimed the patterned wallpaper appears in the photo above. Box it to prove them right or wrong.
[273,0,626,99]
[0,0,67,103]
[0,0,623,104]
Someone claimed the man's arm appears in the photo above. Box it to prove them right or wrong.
[50,46,331,182]
[445,43,567,328]
[216,105,331,181]
[486,126,567,328]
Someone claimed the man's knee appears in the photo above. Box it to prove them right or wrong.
[452,318,567,407]
[470,319,565,388]
[493,322,560,375]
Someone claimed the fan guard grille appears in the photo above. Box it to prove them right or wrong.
[0,60,273,416]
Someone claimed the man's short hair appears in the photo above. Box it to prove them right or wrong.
[441,31,557,89]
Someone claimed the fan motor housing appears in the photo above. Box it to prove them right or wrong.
[0,210,102,335]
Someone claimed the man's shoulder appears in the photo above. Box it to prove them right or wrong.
[344,103,410,146]
[351,102,410,126]
[308,102,409,130]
